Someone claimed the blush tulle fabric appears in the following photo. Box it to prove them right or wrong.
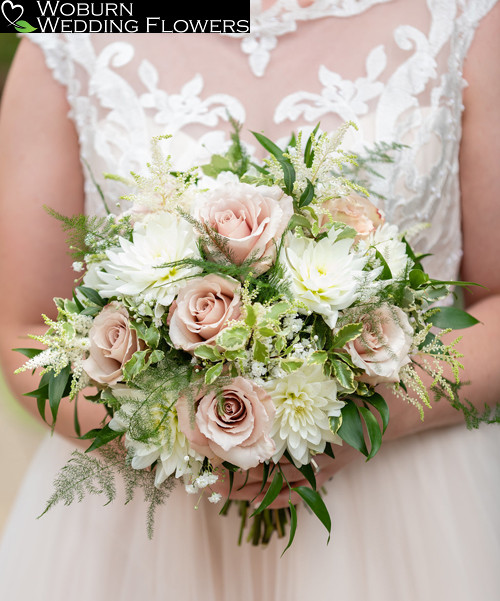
[1,1,500,599]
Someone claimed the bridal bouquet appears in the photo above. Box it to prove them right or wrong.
[16,122,479,550]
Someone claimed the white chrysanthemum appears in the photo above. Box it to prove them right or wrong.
[96,212,201,306]
[366,223,410,278]
[109,396,202,486]
[264,364,344,466]
[283,229,369,328]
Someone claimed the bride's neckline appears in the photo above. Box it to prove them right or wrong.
[229,0,394,76]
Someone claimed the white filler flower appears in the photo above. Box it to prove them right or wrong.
[264,364,344,466]
[283,229,369,328]
[97,212,200,306]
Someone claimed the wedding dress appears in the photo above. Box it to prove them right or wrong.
[1,1,499,599]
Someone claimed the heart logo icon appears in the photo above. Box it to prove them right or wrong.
[1,0,24,26]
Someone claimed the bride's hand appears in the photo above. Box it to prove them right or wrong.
[211,442,360,509]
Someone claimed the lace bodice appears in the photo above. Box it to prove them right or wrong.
[26,0,497,281]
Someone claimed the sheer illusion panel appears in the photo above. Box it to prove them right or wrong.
[25,1,494,283]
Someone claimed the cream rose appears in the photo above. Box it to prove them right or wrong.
[196,177,293,273]
[82,302,144,385]
[176,377,276,470]
[345,305,413,385]
[168,274,242,352]
[319,194,384,239]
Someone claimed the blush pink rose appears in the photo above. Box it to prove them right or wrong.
[82,302,144,385]
[319,194,384,239]
[345,305,413,385]
[176,377,276,470]
[168,274,242,352]
[196,180,293,273]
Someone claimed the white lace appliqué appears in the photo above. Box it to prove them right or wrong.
[24,0,498,284]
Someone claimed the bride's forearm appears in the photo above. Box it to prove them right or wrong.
[382,293,500,441]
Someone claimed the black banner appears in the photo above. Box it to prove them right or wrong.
[0,0,250,33]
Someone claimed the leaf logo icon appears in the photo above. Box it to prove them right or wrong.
[1,0,36,32]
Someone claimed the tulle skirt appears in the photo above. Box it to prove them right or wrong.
[0,423,498,601]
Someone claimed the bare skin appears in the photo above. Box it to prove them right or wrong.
[0,7,499,507]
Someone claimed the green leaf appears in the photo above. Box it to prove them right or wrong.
[335,225,358,242]
[251,131,296,195]
[363,392,389,433]
[122,350,149,380]
[77,286,106,307]
[293,486,331,540]
[337,400,368,456]
[427,306,480,330]
[258,326,275,337]
[331,359,355,392]
[409,269,429,289]
[324,443,335,459]
[298,179,314,208]
[358,406,383,459]
[304,123,320,168]
[224,349,247,362]
[297,462,317,490]
[402,236,424,271]
[193,345,222,362]
[308,350,328,365]
[251,461,271,503]
[280,359,303,373]
[24,383,49,423]
[216,325,251,350]
[329,414,342,435]
[244,304,257,327]
[48,365,72,424]
[253,339,268,362]
[375,250,393,280]
[72,289,85,312]
[289,214,312,231]
[73,394,81,438]
[281,501,298,556]
[332,323,363,348]
[130,321,160,348]
[13,348,43,359]
[264,302,291,322]
[14,20,37,33]
[205,362,224,385]
[251,471,283,516]
[84,424,122,453]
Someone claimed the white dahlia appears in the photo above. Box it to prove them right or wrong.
[283,228,369,328]
[264,364,344,467]
[109,393,202,486]
[365,223,410,278]
[96,212,201,306]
